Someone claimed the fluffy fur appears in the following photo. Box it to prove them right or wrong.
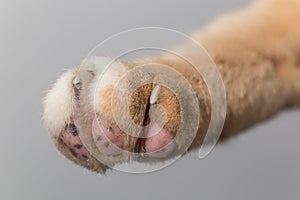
[43,0,300,173]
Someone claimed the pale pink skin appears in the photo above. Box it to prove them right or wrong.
[60,126,90,161]
[92,116,176,158]
[60,117,176,160]
[92,117,125,156]
[144,122,177,158]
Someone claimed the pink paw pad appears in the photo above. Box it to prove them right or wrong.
[91,115,176,158]
[144,122,177,158]
[92,116,125,156]
[60,124,90,161]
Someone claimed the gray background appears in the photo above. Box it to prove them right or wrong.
[1,0,299,199]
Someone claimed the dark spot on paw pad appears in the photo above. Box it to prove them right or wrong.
[68,124,79,136]
[104,142,110,148]
[69,148,78,157]
[108,126,115,135]
[96,135,102,141]
[82,154,88,159]
[74,144,83,149]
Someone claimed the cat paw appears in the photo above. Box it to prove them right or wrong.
[43,57,188,173]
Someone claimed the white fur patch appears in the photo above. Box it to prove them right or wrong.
[86,57,129,115]
[43,57,128,139]
[43,69,76,140]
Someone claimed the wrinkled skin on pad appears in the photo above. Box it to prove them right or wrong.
[92,115,177,158]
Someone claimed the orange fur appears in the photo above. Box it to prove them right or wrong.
[43,0,300,173]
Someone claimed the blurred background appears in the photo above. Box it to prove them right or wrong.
[0,0,299,199]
